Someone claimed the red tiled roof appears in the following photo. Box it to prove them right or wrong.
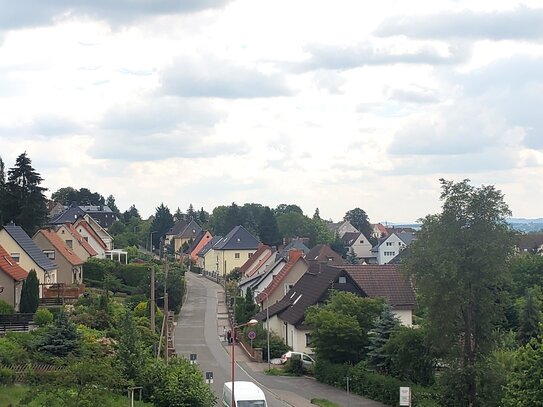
[340,264,416,310]
[256,250,306,304]
[38,229,84,266]
[75,220,107,250]
[240,244,274,278]
[64,223,98,256]
[0,244,28,281]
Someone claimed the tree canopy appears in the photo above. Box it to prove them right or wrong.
[51,186,105,206]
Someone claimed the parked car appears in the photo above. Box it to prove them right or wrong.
[280,351,315,369]
[222,381,267,407]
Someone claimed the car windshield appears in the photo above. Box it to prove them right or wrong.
[237,401,266,407]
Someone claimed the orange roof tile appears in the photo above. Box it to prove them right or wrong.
[75,220,107,250]
[38,229,84,266]
[256,250,305,304]
[64,223,98,256]
[0,244,28,281]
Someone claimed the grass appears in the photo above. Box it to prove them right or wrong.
[264,367,298,376]
[311,399,343,407]
[0,385,152,406]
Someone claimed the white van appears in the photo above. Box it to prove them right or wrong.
[222,381,267,407]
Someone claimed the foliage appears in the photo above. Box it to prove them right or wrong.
[0,299,15,315]
[310,399,342,407]
[329,232,347,257]
[402,179,516,406]
[151,203,174,250]
[502,337,543,406]
[33,308,54,327]
[51,186,105,206]
[1,152,48,235]
[276,211,312,239]
[116,310,150,383]
[33,312,81,358]
[284,354,304,376]
[0,367,15,385]
[345,247,360,264]
[258,206,281,246]
[21,357,127,407]
[0,337,28,364]
[344,207,375,245]
[20,269,40,314]
[508,254,543,298]
[143,358,216,407]
[383,326,435,385]
[366,303,401,373]
[305,291,384,364]
[517,289,541,344]
[241,322,290,360]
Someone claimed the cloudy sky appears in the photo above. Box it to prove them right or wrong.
[1,0,542,223]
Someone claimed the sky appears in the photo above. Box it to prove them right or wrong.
[1,0,542,223]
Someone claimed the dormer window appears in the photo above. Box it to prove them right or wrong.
[338,276,346,284]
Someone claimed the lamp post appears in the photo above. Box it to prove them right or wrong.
[256,291,271,370]
[231,318,258,407]
[149,231,158,253]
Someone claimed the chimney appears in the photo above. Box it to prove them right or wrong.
[288,249,303,262]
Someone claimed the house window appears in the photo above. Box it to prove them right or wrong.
[83,237,88,242]
[386,242,393,246]
[338,276,346,284]
[360,240,364,243]
[10,253,20,262]
[305,333,313,347]
[284,283,294,294]
[384,251,395,256]
[66,240,73,249]
[248,253,253,258]
[43,250,55,260]
[235,253,240,259]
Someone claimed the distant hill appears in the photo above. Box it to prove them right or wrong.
[382,219,543,233]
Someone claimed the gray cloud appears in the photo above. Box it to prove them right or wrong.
[296,43,469,71]
[160,57,291,99]
[376,6,543,40]
[0,0,231,30]
[0,116,80,137]
[386,87,440,104]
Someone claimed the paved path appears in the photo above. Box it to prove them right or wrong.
[174,272,388,407]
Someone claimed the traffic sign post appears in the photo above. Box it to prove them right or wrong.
[248,331,256,348]
[189,353,198,365]
[205,371,214,385]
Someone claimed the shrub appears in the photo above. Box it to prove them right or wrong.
[284,354,304,376]
[119,264,149,287]
[0,337,28,365]
[0,299,14,315]
[33,308,54,327]
[0,367,15,384]
[314,359,350,388]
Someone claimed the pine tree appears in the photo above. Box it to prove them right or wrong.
[19,269,39,313]
[313,208,321,220]
[151,203,174,251]
[187,203,195,219]
[366,303,401,373]
[198,207,209,226]
[3,152,48,235]
[518,290,541,345]
[345,248,360,264]
[106,194,121,217]
[0,156,5,225]
[174,207,183,222]
[258,206,281,246]
[34,312,80,357]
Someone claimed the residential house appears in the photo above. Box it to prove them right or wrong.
[279,238,310,258]
[33,229,85,285]
[80,214,114,250]
[72,219,108,258]
[238,255,286,298]
[255,250,308,306]
[54,223,98,262]
[239,244,275,278]
[0,223,57,286]
[305,244,344,265]
[165,218,202,254]
[253,262,416,354]
[371,223,388,240]
[211,225,260,277]
[517,233,543,254]
[327,220,359,238]
[340,264,417,326]
[372,232,416,265]
[0,244,28,309]
[185,230,213,263]
[341,232,373,260]
[50,203,118,230]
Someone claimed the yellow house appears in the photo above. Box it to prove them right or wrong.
[210,225,260,277]
[0,223,58,287]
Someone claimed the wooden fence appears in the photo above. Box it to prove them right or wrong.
[0,363,65,383]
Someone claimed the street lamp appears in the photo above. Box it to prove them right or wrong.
[255,291,271,371]
[149,231,158,252]
[231,318,258,407]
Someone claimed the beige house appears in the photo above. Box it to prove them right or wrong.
[209,226,260,277]
[342,232,373,260]
[55,223,98,262]
[238,244,275,278]
[72,219,108,258]
[0,223,58,287]
[0,243,28,309]
[33,229,84,285]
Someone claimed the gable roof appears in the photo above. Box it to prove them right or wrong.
[213,225,259,251]
[239,244,273,277]
[167,218,202,238]
[279,238,310,258]
[341,232,362,246]
[340,264,416,310]
[185,230,211,254]
[63,223,98,256]
[238,255,286,289]
[197,236,223,257]
[305,244,344,265]
[396,232,417,245]
[49,205,86,224]
[255,250,307,304]
[254,262,345,327]
[74,219,107,250]
[0,244,28,281]
[2,223,56,271]
[517,233,543,252]
[36,229,84,266]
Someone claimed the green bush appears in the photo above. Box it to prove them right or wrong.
[314,359,350,388]
[0,367,15,385]
[0,338,28,365]
[284,354,304,376]
[119,264,149,287]
[0,300,15,315]
[33,308,54,327]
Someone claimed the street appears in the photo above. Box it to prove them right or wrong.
[174,272,387,407]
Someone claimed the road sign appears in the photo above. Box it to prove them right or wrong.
[400,387,411,406]
[248,331,257,340]
[189,353,198,364]
[205,371,214,384]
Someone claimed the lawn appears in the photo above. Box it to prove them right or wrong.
[311,399,343,407]
[0,385,153,406]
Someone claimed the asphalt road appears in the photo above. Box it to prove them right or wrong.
[174,272,387,407]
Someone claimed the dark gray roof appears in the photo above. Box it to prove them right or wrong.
[305,244,344,265]
[49,205,86,224]
[396,232,416,245]
[3,223,56,271]
[167,219,202,239]
[341,232,361,246]
[280,239,310,258]
[197,236,222,257]
[186,230,209,254]
[213,225,259,251]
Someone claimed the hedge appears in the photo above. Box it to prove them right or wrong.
[315,360,440,406]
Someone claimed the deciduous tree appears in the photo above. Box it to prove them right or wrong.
[344,207,374,244]
[258,206,281,246]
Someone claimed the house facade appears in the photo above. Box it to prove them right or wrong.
[327,220,359,238]
[72,219,108,258]
[54,223,98,262]
[0,244,28,309]
[342,232,373,260]
[186,230,213,262]
[210,225,260,276]
[238,244,275,278]
[372,232,416,265]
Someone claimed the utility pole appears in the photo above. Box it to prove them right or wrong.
[150,266,155,341]
[163,253,169,365]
